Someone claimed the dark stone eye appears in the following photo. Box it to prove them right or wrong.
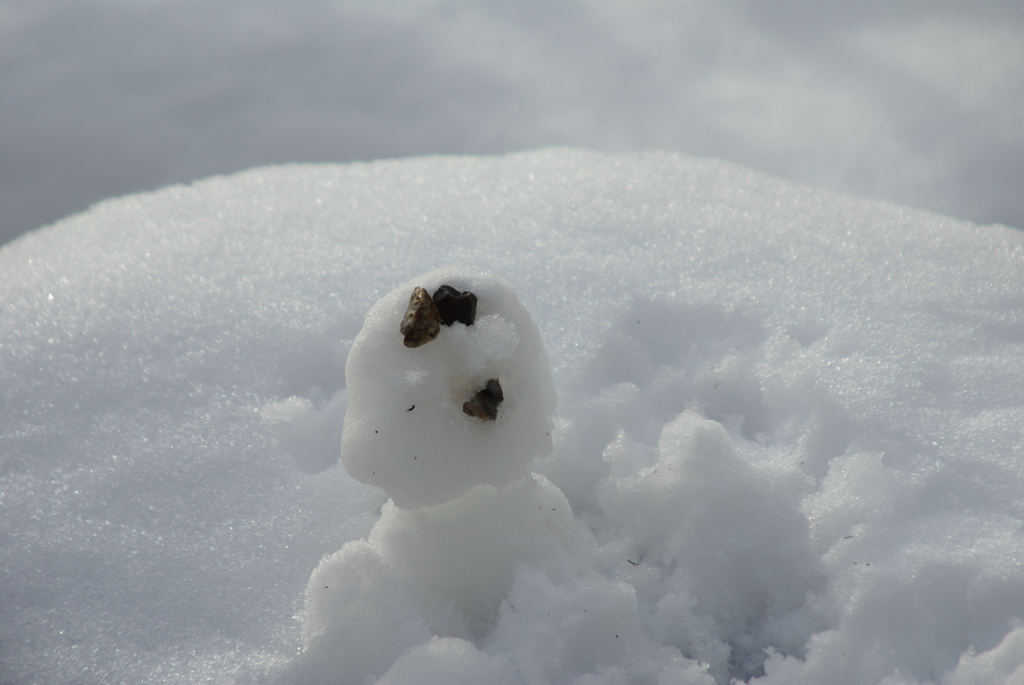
[463,378,503,421]
[400,287,441,348]
[433,285,477,327]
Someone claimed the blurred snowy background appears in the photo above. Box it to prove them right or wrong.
[3,0,1024,246]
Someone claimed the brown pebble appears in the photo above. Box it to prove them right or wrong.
[433,285,477,327]
[400,287,441,348]
[463,378,503,421]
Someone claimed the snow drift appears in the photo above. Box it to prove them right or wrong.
[1,149,1023,685]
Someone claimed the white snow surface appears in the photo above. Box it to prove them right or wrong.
[2,149,1024,685]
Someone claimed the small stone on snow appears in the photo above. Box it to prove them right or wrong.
[463,378,503,421]
[433,285,478,327]
[400,287,441,348]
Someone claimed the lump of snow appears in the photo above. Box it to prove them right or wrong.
[599,411,823,681]
[485,567,716,685]
[299,474,592,684]
[299,539,433,684]
[341,265,557,509]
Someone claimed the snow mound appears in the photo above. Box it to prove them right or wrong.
[341,266,556,508]
[1,149,1023,685]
